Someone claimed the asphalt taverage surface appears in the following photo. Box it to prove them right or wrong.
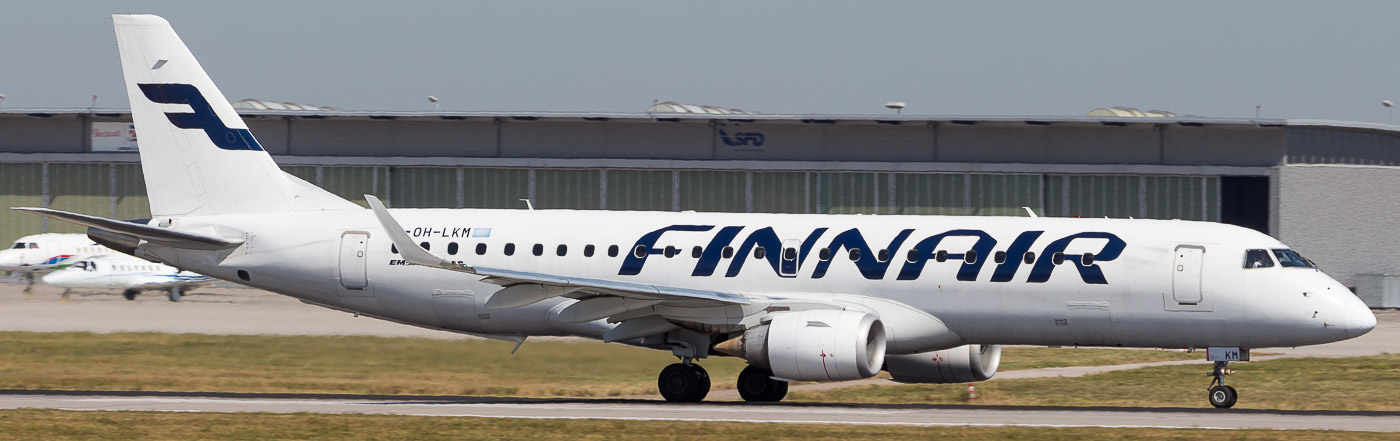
[1,390,1397,432]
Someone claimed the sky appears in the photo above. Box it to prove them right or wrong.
[2,1,1399,122]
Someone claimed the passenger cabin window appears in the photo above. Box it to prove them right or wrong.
[754,247,765,259]
[532,244,543,256]
[1023,251,1035,264]
[665,246,678,258]
[608,245,618,257]
[935,250,947,262]
[876,249,890,263]
[1052,252,1065,265]
[1081,252,1095,265]
[819,248,831,261]
[1244,249,1274,268]
[692,246,703,258]
[722,247,734,259]
[476,244,487,255]
[848,248,861,261]
[557,245,567,256]
[447,242,459,255]
[584,245,596,257]
[1272,249,1315,268]
[504,243,516,256]
[784,247,798,261]
[965,250,978,264]
[633,245,648,258]
[905,249,919,263]
[994,251,1006,264]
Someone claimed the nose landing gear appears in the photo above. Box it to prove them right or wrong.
[1207,361,1238,409]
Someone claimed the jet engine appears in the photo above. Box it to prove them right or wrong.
[714,310,886,382]
[884,344,1002,383]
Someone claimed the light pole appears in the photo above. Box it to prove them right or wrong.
[1384,100,1394,124]
[884,101,906,115]
[428,96,440,111]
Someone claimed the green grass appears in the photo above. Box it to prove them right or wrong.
[0,332,1198,398]
[791,353,1400,411]
[0,409,1385,441]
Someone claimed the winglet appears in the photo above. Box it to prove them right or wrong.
[364,195,475,273]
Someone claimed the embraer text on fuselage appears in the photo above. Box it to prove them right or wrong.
[619,225,1126,283]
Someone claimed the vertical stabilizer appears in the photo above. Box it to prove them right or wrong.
[113,14,357,216]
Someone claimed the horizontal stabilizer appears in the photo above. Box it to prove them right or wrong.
[12,207,242,250]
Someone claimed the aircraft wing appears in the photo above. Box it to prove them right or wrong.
[365,195,751,326]
[127,274,218,290]
[12,207,242,250]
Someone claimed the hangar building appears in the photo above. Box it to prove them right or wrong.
[2,108,1398,305]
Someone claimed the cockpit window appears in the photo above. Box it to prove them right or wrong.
[1272,249,1316,268]
[28,243,38,249]
[11,242,25,249]
[1243,249,1274,269]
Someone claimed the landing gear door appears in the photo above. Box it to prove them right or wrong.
[338,232,374,297]
[780,239,799,277]
[1172,245,1204,305]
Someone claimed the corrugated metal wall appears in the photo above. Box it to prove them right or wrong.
[0,162,1224,246]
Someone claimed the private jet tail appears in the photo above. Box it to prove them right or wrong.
[113,14,357,217]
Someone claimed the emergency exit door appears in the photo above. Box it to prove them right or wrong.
[1172,246,1204,304]
[338,232,373,297]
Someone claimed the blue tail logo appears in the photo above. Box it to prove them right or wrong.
[138,83,264,151]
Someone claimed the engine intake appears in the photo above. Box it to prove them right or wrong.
[714,310,886,382]
[884,344,1002,383]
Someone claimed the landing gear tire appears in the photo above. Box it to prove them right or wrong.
[1207,360,1238,409]
[737,365,788,402]
[167,287,182,302]
[122,289,139,301]
[1209,385,1237,409]
[658,363,710,403]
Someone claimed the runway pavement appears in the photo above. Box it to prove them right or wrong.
[0,390,1396,432]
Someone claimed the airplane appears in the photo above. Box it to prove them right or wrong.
[0,233,113,294]
[15,14,1375,409]
[41,254,215,302]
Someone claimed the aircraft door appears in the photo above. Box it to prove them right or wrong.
[338,232,373,297]
[1172,245,1204,304]
[780,239,799,277]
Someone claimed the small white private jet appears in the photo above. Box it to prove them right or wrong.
[0,233,113,294]
[42,254,215,302]
[16,15,1375,409]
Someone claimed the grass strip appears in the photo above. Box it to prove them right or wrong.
[0,409,1387,441]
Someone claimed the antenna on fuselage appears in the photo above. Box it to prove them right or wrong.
[1022,207,1039,218]
[519,198,534,210]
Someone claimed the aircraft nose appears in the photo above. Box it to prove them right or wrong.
[1348,303,1377,338]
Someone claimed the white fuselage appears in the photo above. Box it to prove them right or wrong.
[0,234,112,274]
[41,254,213,292]
[137,208,1374,352]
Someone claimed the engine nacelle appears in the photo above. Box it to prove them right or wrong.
[714,310,886,382]
[884,344,1002,384]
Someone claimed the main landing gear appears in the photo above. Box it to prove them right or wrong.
[658,361,710,402]
[122,289,140,301]
[737,366,788,402]
[1207,361,1238,409]
[656,362,790,403]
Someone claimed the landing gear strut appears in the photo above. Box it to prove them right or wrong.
[737,365,788,402]
[1207,361,1238,409]
[22,273,35,295]
[658,361,710,403]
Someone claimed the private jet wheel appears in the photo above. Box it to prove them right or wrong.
[122,289,139,301]
[658,363,710,403]
[1208,385,1237,409]
[167,288,182,302]
[737,365,788,402]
